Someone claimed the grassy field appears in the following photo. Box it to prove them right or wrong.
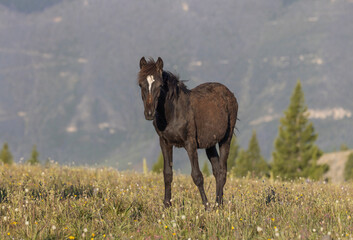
[0,164,352,239]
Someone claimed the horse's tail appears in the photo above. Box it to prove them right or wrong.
[225,90,238,138]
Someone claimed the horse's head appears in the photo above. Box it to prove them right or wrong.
[138,57,164,120]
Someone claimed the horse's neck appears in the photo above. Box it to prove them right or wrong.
[157,82,188,125]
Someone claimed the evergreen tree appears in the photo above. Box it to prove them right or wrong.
[227,136,239,172]
[27,145,40,165]
[202,161,211,177]
[303,146,328,180]
[272,80,328,180]
[232,149,250,177]
[247,130,269,177]
[344,153,353,181]
[232,131,268,178]
[152,152,164,173]
[0,142,13,165]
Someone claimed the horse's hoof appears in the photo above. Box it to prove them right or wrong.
[164,201,172,208]
[214,201,224,209]
[204,202,212,211]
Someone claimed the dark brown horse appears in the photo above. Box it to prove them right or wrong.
[138,57,238,207]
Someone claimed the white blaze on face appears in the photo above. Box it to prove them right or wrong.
[147,75,155,93]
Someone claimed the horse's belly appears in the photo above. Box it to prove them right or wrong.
[196,122,227,148]
[193,105,229,148]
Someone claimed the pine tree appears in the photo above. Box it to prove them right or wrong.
[344,153,353,181]
[227,136,239,172]
[272,80,328,180]
[232,149,250,177]
[202,161,211,177]
[303,146,328,180]
[232,131,268,178]
[247,130,269,177]
[0,142,13,165]
[27,145,40,165]
[152,152,164,173]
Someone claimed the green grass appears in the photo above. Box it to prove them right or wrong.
[0,164,352,239]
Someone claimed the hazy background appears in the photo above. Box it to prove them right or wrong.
[0,0,352,172]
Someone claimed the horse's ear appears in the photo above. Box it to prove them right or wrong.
[140,57,147,69]
[156,57,163,71]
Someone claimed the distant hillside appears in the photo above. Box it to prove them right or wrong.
[318,150,353,182]
[0,0,352,171]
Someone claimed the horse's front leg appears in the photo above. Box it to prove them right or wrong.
[160,138,173,207]
[185,142,208,208]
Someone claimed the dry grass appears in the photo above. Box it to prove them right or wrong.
[0,164,353,239]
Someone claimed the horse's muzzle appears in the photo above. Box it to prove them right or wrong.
[144,110,154,121]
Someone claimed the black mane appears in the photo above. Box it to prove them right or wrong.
[162,71,190,100]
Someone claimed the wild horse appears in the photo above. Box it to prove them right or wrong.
[138,57,238,208]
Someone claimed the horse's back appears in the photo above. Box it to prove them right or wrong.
[190,83,238,148]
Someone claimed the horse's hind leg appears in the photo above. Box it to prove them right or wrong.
[206,146,221,203]
[217,139,231,205]
[185,142,208,207]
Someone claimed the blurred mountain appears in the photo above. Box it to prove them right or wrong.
[0,0,352,171]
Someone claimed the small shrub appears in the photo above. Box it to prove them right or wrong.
[344,153,353,181]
